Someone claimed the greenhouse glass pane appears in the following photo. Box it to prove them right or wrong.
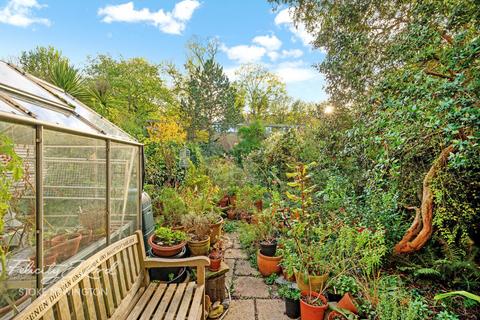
[0,62,63,104]
[0,121,36,315]
[42,130,106,288]
[12,98,100,134]
[0,99,25,115]
[40,84,133,141]
[110,142,139,242]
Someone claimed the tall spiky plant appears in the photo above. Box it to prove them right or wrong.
[48,60,88,100]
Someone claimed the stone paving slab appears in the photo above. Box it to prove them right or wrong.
[224,258,235,288]
[233,276,270,298]
[223,299,255,320]
[235,259,259,276]
[257,299,293,320]
[225,248,247,259]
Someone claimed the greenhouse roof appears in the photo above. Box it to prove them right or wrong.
[0,60,137,144]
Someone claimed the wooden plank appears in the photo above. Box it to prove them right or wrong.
[55,296,71,320]
[99,262,116,316]
[114,252,128,298]
[134,231,148,286]
[121,250,134,290]
[91,269,108,320]
[131,241,141,277]
[42,308,55,320]
[126,282,157,320]
[127,246,138,277]
[108,274,144,320]
[175,282,195,320]
[139,283,167,320]
[107,256,122,307]
[117,287,144,320]
[80,277,96,320]
[187,285,204,320]
[70,284,85,320]
[164,283,187,320]
[152,284,177,319]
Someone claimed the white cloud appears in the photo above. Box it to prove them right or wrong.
[221,44,266,64]
[274,8,315,47]
[267,51,280,61]
[0,0,50,27]
[252,34,282,51]
[281,49,303,58]
[274,60,317,83]
[98,0,200,35]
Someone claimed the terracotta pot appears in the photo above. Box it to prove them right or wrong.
[227,209,236,220]
[328,311,347,320]
[337,293,358,314]
[148,235,187,257]
[296,271,329,293]
[208,256,222,272]
[172,225,186,232]
[257,250,282,277]
[188,236,210,256]
[282,268,296,282]
[218,195,229,208]
[29,250,58,272]
[209,217,224,245]
[300,291,328,320]
[0,290,30,317]
[254,199,263,211]
[79,229,93,247]
[52,233,82,262]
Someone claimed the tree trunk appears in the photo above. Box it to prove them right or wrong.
[394,144,454,254]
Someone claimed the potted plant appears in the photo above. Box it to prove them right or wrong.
[148,225,188,257]
[208,241,223,272]
[256,210,279,257]
[278,285,301,319]
[328,275,359,302]
[155,187,188,230]
[29,247,58,272]
[184,213,211,256]
[278,240,299,282]
[78,228,93,247]
[300,290,328,320]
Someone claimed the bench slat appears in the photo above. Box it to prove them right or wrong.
[99,262,116,317]
[176,282,196,320]
[108,274,144,320]
[164,283,187,320]
[80,277,96,320]
[118,286,144,320]
[131,242,141,278]
[55,296,71,320]
[70,284,85,320]
[91,269,107,320]
[106,257,122,307]
[121,250,133,290]
[42,308,55,320]
[153,284,177,319]
[139,284,167,320]
[187,285,204,320]
[126,283,157,320]
[114,252,128,298]
[127,246,138,278]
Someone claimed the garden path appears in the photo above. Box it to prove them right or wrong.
[221,232,292,320]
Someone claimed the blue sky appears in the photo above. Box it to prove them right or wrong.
[0,0,328,102]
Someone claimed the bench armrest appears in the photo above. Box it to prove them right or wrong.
[144,256,210,269]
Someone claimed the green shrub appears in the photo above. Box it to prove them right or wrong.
[153,226,188,246]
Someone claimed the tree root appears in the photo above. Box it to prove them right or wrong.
[394,145,454,254]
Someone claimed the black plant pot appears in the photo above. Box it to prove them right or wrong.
[149,246,189,282]
[284,297,300,319]
[260,240,277,257]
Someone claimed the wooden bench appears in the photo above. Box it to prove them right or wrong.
[14,230,210,320]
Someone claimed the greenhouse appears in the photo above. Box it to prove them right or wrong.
[0,61,142,314]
